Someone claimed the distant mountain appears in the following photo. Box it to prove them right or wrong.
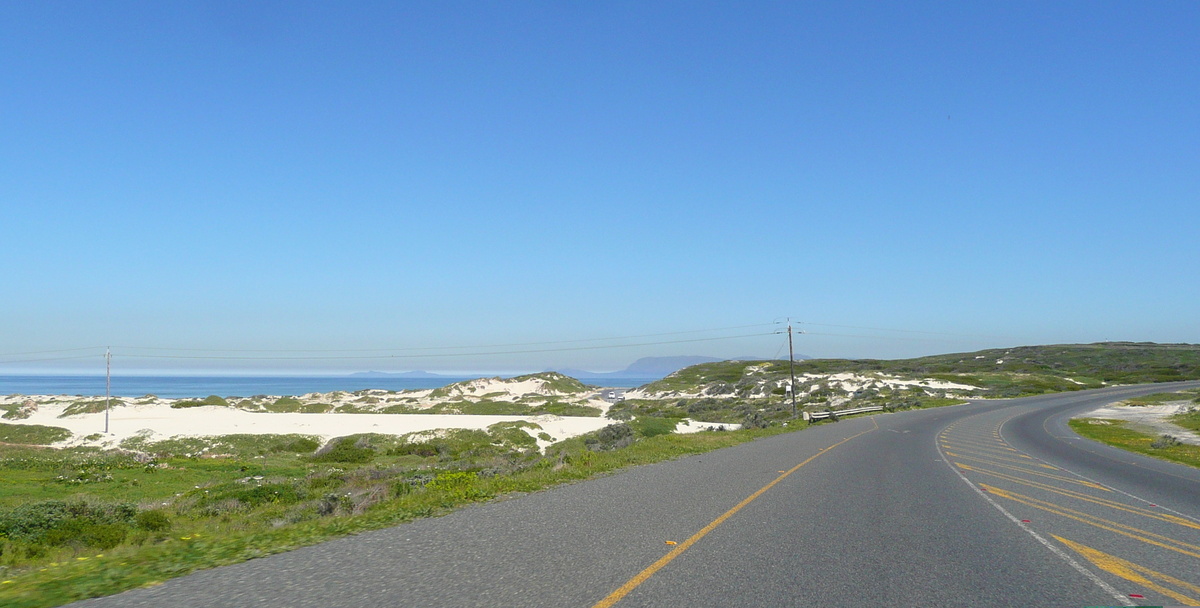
[553,355,809,381]
[347,370,451,379]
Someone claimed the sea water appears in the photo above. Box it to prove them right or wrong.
[0,375,649,399]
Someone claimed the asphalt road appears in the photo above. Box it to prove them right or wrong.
[72,382,1200,608]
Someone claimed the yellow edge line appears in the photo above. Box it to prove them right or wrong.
[590,418,879,608]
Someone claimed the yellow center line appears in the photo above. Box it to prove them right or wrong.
[1055,535,1200,605]
[590,418,879,608]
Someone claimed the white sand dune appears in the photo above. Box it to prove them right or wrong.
[6,401,616,450]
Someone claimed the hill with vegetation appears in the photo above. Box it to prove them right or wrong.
[609,342,1200,427]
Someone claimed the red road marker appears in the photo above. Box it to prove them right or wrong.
[1149,504,1157,507]
[1129,594,1144,599]
[1021,520,1031,523]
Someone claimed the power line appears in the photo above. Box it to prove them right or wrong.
[113,332,776,361]
[798,322,1013,340]
[0,354,103,365]
[110,323,777,354]
[0,346,105,357]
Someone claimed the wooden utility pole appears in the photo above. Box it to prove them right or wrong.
[788,321,797,418]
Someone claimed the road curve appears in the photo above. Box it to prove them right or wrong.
[71,383,1200,608]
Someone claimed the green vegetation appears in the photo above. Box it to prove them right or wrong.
[1124,391,1196,405]
[1069,418,1200,469]
[1,403,35,421]
[429,400,601,417]
[610,385,959,428]
[171,395,229,409]
[59,401,115,418]
[1170,408,1200,433]
[510,372,595,394]
[0,418,804,608]
[0,423,71,445]
[428,372,594,400]
[647,342,1200,400]
[628,417,679,438]
[118,433,322,458]
[261,397,333,413]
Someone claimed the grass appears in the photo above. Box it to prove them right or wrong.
[1123,390,1198,405]
[0,424,72,446]
[0,421,806,608]
[1068,418,1200,469]
[1169,408,1200,433]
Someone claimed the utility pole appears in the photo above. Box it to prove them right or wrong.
[105,347,111,434]
[787,321,798,418]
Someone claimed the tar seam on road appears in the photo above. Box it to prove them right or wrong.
[590,417,880,608]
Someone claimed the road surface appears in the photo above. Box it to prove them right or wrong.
[73,382,1200,607]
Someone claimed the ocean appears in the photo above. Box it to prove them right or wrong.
[0,375,650,399]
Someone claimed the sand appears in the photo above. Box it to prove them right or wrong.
[1082,402,1200,445]
[5,401,616,450]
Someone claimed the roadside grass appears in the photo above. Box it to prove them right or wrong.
[1123,390,1199,406]
[0,420,809,608]
[1169,408,1200,433]
[1068,418,1200,469]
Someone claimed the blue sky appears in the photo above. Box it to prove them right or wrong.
[2,1,1197,375]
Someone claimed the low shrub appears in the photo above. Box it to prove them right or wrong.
[171,395,229,409]
[630,417,678,438]
[43,520,127,549]
[312,437,376,464]
[0,500,136,546]
[274,437,320,453]
[425,471,489,501]
[0,422,72,445]
[134,509,171,532]
[585,423,635,451]
[1151,434,1183,449]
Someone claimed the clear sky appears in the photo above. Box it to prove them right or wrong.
[2,1,1197,375]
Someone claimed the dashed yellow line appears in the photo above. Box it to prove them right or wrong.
[1055,535,1200,605]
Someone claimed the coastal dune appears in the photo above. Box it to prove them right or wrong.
[3,400,618,449]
